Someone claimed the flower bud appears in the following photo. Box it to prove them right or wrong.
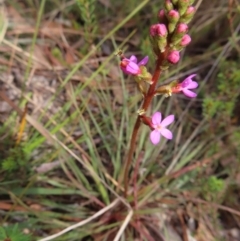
[186,6,195,14]
[150,25,158,36]
[156,24,168,36]
[158,38,167,53]
[158,9,166,22]
[167,10,180,33]
[164,0,174,11]
[167,50,180,64]
[180,34,191,46]
[168,9,180,21]
[172,0,179,4]
[170,24,187,46]
[178,0,190,15]
[137,66,153,84]
[180,6,196,23]
[150,24,167,37]
[150,24,168,53]
[176,23,188,33]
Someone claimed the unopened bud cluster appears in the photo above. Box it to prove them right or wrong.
[150,0,195,66]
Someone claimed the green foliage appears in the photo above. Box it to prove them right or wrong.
[201,59,240,202]
[2,0,240,240]
[203,60,240,122]
[0,225,31,241]
[75,0,97,48]
[231,130,240,160]
[1,145,29,175]
[201,176,225,201]
[51,47,64,63]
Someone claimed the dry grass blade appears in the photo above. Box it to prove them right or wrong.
[0,5,8,44]
[113,209,133,241]
[38,199,120,241]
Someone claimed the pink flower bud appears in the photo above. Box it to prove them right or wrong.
[168,50,180,64]
[156,24,168,36]
[158,9,165,21]
[176,23,188,33]
[181,34,191,46]
[150,24,167,37]
[165,0,173,11]
[150,25,158,36]
[168,10,180,20]
[186,6,196,14]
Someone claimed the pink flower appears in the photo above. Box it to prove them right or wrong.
[167,50,180,64]
[172,74,198,97]
[150,112,174,145]
[120,55,148,75]
[180,34,191,46]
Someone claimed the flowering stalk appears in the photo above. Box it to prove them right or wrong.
[118,0,197,197]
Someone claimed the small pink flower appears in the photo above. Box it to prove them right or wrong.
[172,74,198,97]
[120,55,148,75]
[176,23,188,33]
[167,50,180,64]
[180,34,191,46]
[150,112,174,145]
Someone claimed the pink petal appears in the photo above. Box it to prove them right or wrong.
[182,89,197,98]
[181,74,197,88]
[138,56,149,66]
[129,55,137,63]
[181,78,192,88]
[152,112,162,125]
[160,128,173,140]
[120,67,129,74]
[187,74,197,79]
[125,62,140,75]
[187,81,198,89]
[161,115,174,127]
[150,130,161,145]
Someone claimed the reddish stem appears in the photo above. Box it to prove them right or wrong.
[123,54,166,197]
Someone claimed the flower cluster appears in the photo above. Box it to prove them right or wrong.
[150,0,196,66]
[118,0,197,145]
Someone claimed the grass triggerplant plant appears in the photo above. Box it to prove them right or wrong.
[118,0,197,196]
